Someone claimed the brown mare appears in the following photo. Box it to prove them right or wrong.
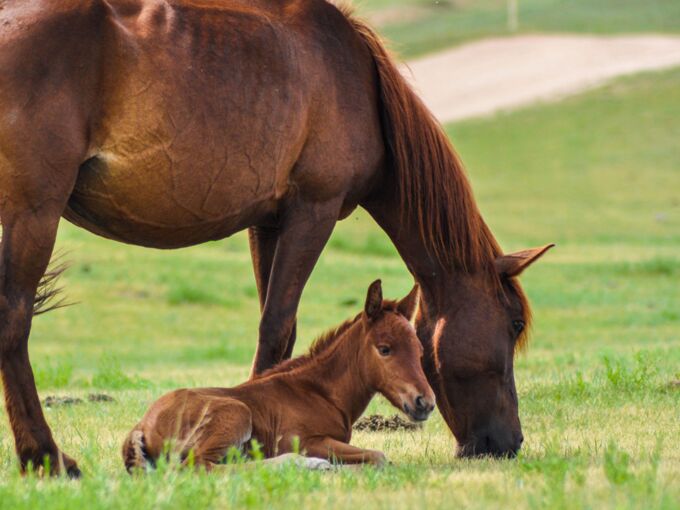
[122,281,434,471]
[0,0,553,476]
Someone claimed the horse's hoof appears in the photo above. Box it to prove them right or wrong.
[65,462,82,479]
[21,450,81,478]
[55,451,82,478]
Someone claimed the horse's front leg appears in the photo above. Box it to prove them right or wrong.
[250,197,342,376]
[247,226,297,362]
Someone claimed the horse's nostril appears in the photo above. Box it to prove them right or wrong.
[512,433,524,455]
[415,395,427,411]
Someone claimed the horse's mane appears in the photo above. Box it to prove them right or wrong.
[257,299,401,378]
[335,4,499,273]
[333,3,532,349]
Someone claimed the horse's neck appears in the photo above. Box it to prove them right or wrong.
[364,194,455,315]
[302,325,375,425]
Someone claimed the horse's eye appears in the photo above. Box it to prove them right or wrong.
[377,345,391,356]
[512,320,525,335]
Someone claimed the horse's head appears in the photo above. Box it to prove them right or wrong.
[427,244,553,458]
[361,280,435,422]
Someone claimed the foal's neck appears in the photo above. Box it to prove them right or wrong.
[302,322,375,426]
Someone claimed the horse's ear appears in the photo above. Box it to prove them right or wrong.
[364,279,383,321]
[397,285,419,321]
[495,244,555,277]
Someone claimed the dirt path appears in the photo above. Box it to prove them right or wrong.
[402,34,680,123]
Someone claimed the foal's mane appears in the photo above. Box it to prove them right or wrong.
[257,299,401,378]
[334,3,532,348]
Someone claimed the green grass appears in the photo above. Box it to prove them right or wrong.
[352,0,680,57]
[1,69,679,508]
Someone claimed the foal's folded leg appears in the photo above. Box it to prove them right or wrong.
[182,398,253,470]
[304,437,387,466]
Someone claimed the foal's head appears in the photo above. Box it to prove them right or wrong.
[360,280,435,422]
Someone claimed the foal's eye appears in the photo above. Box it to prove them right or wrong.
[377,345,392,356]
[512,320,525,335]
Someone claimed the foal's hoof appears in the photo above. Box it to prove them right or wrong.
[369,450,388,467]
[302,457,333,471]
[273,453,332,471]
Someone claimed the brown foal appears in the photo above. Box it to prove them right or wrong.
[122,281,434,471]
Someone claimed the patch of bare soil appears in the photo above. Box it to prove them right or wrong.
[88,393,116,403]
[353,414,423,432]
[43,393,116,407]
[43,396,83,408]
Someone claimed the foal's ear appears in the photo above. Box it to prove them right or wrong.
[495,244,555,278]
[397,285,419,322]
[364,279,383,321]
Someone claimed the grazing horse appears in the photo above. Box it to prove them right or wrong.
[0,0,553,475]
[122,281,434,471]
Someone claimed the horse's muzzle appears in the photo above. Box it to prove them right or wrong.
[457,430,524,458]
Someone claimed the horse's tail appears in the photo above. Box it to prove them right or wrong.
[122,429,149,473]
[33,253,71,315]
[343,9,499,272]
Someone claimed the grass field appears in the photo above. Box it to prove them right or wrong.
[354,0,680,57]
[0,67,679,508]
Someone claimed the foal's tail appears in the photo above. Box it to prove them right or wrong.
[122,429,149,473]
[342,8,498,272]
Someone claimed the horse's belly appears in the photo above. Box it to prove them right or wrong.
[66,144,283,248]
[62,3,313,248]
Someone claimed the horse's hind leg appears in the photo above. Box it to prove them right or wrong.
[0,157,80,475]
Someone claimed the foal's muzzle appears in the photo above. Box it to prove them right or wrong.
[404,395,435,422]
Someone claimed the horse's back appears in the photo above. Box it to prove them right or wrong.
[2,0,384,247]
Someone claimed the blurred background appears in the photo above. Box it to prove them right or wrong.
[1,1,678,504]
[357,0,680,57]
